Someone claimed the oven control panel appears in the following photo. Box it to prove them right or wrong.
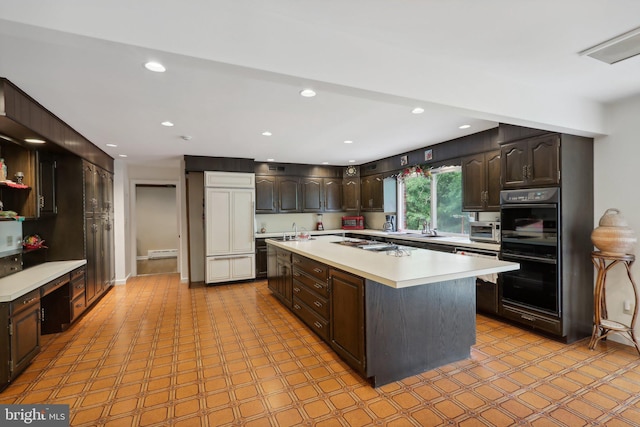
[501,187,559,204]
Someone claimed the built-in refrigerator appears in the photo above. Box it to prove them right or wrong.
[204,171,255,284]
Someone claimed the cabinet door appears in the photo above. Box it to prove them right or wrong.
[342,178,360,211]
[330,269,365,373]
[485,150,502,210]
[37,152,57,216]
[302,178,323,212]
[0,304,9,386]
[361,174,383,211]
[528,135,560,187]
[500,141,527,189]
[461,154,486,211]
[83,162,98,215]
[255,176,277,213]
[206,188,254,255]
[323,178,343,212]
[277,177,300,212]
[255,240,268,279]
[10,302,41,380]
[206,254,255,283]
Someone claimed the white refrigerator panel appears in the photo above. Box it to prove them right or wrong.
[206,254,255,283]
[205,188,255,256]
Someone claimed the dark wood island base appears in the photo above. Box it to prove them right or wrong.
[365,277,476,386]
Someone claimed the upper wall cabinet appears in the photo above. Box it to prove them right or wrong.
[342,177,360,212]
[255,176,277,213]
[462,150,501,211]
[360,174,383,211]
[256,174,344,214]
[501,134,560,189]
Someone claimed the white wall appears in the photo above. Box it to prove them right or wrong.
[594,94,640,344]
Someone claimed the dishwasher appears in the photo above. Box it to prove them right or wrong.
[455,247,499,315]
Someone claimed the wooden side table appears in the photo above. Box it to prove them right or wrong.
[589,252,640,355]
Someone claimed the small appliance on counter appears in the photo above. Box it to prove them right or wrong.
[342,216,364,230]
[469,221,500,243]
[382,214,396,232]
[316,214,324,231]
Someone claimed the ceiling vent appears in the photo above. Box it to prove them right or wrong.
[579,26,640,64]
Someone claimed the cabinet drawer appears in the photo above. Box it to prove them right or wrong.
[292,280,329,319]
[41,274,70,296]
[292,255,328,281]
[276,249,291,262]
[70,267,86,281]
[10,289,40,316]
[70,293,87,322]
[292,268,329,298]
[501,304,561,336]
[292,297,329,341]
[70,276,86,299]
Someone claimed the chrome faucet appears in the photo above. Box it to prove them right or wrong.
[421,220,438,236]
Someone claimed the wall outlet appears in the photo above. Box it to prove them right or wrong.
[624,300,633,313]
[6,236,12,246]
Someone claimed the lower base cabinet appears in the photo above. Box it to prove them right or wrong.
[206,254,255,283]
[329,269,365,374]
[9,289,41,383]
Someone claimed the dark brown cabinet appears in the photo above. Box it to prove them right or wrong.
[501,134,560,189]
[301,177,343,212]
[462,150,501,211]
[324,178,343,212]
[302,178,322,212]
[360,174,383,211]
[255,176,277,213]
[330,268,365,374]
[37,151,57,216]
[291,254,330,341]
[83,161,114,306]
[255,238,268,279]
[267,247,292,307]
[277,177,300,212]
[342,177,360,211]
[8,289,41,381]
[0,142,37,218]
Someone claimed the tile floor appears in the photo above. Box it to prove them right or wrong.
[2,274,640,426]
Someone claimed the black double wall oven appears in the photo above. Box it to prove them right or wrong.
[500,188,560,318]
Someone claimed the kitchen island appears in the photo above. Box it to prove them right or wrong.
[267,235,518,386]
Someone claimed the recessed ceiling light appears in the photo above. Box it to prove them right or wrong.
[348,160,356,163]
[459,124,471,129]
[344,140,353,144]
[411,107,425,114]
[25,138,45,144]
[161,121,174,127]
[181,135,192,141]
[267,158,275,162]
[119,154,128,158]
[300,89,316,97]
[262,131,272,136]
[144,61,166,72]
[106,143,118,147]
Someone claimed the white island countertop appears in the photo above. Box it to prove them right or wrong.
[0,260,86,302]
[267,235,518,289]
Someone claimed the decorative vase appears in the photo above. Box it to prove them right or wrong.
[591,208,637,256]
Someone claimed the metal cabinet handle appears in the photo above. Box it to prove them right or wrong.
[39,195,45,208]
[23,297,37,305]
[314,283,323,289]
[293,259,301,264]
[313,301,322,308]
[314,322,323,329]
[76,303,84,308]
[293,272,300,277]
[313,268,323,273]
[293,287,300,293]
[294,304,301,310]
[521,314,535,322]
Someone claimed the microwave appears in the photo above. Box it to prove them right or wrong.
[469,221,500,243]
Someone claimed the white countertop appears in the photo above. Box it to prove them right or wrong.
[256,228,500,251]
[0,260,86,302]
[267,235,518,289]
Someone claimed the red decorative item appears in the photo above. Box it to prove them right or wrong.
[23,234,47,250]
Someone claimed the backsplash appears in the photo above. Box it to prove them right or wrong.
[0,221,23,253]
[255,212,346,234]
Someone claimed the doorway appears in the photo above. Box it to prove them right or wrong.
[133,183,179,276]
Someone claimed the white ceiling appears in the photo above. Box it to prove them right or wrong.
[1,0,639,167]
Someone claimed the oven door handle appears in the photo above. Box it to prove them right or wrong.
[500,253,557,264]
